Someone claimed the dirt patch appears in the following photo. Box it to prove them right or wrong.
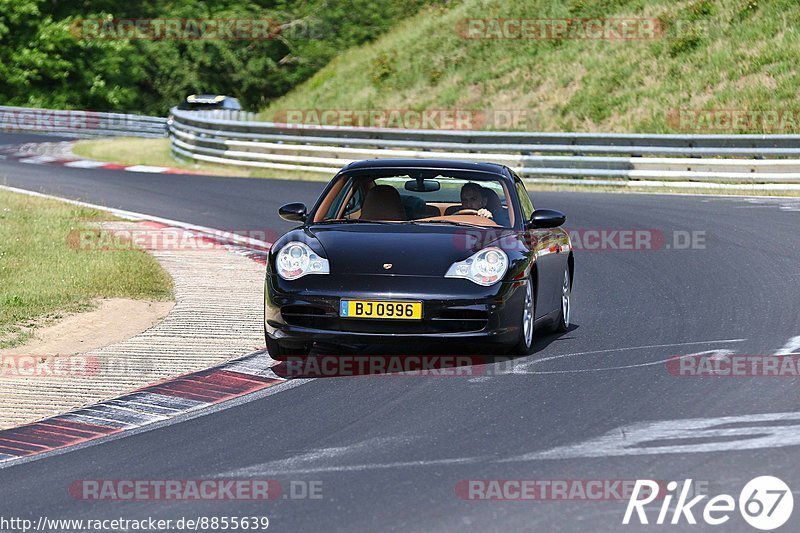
[0,298,174,357]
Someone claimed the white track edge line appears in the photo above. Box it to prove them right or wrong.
[0,378,312,470]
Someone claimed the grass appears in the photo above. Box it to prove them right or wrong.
[258,0,800,134]
[72,138,333,182]
[72,138,177,169]
[0,190,173,348]
[73,138,248,177]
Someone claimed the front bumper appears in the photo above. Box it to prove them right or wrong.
[265,273,527,347]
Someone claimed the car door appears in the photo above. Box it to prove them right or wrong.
[514,178,564,318]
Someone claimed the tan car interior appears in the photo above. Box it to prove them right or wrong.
[317,178,513,227]
[360,185,406,221]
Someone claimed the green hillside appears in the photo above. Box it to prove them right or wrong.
[0,0,434,114]
[260,0,800,133]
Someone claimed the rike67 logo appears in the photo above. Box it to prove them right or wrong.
[623,477,793,530]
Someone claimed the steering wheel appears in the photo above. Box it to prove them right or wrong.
[451,208,480,216]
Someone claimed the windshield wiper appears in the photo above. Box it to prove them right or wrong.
[403,220,489,229]
[317,219,397,225]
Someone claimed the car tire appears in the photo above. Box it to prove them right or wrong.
[552,266,571,333]
[265,330,311,361]
[509,274,536,355]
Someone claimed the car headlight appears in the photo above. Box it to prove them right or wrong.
[275,242,330,280]
[445,246,508,286]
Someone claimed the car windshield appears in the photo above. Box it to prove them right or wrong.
[314,172,515,228]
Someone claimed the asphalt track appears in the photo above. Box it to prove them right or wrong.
[1,132,800,532]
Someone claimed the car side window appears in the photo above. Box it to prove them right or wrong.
[325,177,357,219]
[343,186,363,216]
[515,180,535,220]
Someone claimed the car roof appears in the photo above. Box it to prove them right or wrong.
[185,94,235,102]
[342,159,513,179]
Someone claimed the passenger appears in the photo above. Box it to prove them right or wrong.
[481,187,510,226]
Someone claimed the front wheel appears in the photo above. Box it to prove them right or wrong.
[552,266,571,333]
[265,330,311,361]
[509,275,535,355]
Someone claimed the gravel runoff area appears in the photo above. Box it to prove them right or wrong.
[0,221,265,430]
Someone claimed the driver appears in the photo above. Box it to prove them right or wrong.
[459,182,494,220]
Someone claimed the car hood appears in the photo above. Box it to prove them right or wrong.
[306,224,518,276]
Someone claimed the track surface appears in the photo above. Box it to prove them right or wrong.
[2,132,800,531]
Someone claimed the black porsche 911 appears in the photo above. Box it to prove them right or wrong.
[264,159,573,359]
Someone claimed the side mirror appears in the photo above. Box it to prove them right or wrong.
[279,202,307,222]
[528,209,566,229]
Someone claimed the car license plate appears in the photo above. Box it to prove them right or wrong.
[340,300,422,320]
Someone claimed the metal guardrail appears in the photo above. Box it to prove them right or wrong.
[168,108,800,184]
[10,105,798,185]
[0,105,166,138]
